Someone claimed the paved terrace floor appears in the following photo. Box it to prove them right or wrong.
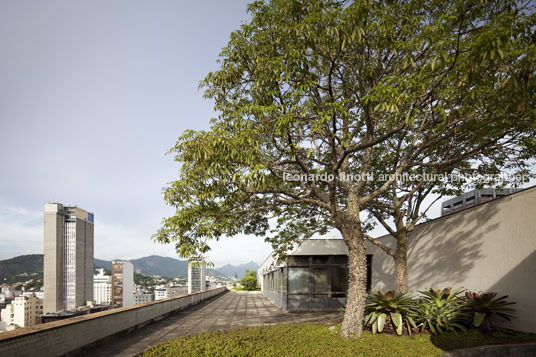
[87,291,343,357]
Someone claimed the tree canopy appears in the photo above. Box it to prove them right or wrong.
[156,0,536,337]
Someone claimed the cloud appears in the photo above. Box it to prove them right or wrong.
[0,200,43,259]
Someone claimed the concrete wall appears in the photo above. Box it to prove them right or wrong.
[44,208,64,314]
[0,287,226,356]
[367,187,536,332]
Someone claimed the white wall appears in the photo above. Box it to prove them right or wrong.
[122,262,134,307]
[367,187,536,332]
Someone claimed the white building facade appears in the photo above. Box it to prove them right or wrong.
[93,269,112,305]
[133,291,153,305]
[154,285,187,301]
[0,293,43,330]
[188,258,206,294]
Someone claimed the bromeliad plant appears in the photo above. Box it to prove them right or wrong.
[416,288,469,335]
[364,290,417,336]
[464,291,516,332]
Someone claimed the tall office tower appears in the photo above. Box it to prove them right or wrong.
[188,257,206,294]
[44,203,94,313]
[111,261,134,308]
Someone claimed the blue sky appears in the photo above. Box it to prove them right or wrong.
[0,0,278,266]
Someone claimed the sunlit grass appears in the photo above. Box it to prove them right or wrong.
[139,323,536,357]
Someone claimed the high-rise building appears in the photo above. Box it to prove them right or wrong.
[188,257,206,294]
[93,268,112,305]
[44,203,94,313]
[111,261,134,308]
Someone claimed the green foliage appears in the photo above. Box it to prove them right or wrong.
[416,288,469,335]
[134,273,156,286]
[464,291,516,332]
[154,0,536,259]
[154,0,536,337]
[240,275,258,290]
[140,323,536,357]
[364,290,417,336]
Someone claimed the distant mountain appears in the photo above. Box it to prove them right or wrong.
[133,255,188,277]
[94,258,112,270]
[1,254,227,281]
[217,261,259,279]
[0,254,44,283]
[95,255,226,278]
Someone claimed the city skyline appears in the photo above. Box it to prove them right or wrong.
[0,0,273,267]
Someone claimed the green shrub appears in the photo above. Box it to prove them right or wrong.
[364,290,417,335]
[240,275,257,290]
[464,291,516,332]
[416,288,469,335]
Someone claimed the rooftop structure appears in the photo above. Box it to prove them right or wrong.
[441,187,522,216]
[259,239,371,311]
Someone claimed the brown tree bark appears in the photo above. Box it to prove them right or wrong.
[394,231,409,294]
[341,237,368,337]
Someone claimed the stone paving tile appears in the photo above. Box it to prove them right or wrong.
[86,290,343,357]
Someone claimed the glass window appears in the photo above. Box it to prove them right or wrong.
[312,256,329,264]
[331,267,347,296]
[313,268,329,293]
[288,267,309,294]
[330,255,348,264]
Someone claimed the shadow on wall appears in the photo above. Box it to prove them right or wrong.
[487,250,536,332]
[371,197,501,291]
[408,202,500,289]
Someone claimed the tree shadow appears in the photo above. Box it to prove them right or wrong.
[486,251,536,332]
[370,200,501,292]
[406,201,499,289]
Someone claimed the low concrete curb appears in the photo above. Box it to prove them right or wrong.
[441,342,536,357]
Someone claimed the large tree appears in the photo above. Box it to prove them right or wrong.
[364,0,536,293]
[155,0,536,337]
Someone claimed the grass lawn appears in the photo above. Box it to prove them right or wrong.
[232,287,261,291]
[139,323,536,357]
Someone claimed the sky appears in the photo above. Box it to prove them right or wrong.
[0,0,276,266]
[1,1,534,267]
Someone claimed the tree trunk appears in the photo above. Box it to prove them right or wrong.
[341,238,368,337]
[394,232,409,294]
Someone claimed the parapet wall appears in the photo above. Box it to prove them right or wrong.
[0,287,226,356]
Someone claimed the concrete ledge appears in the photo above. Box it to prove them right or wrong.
[441,343,536,357]
[0,287,226,356]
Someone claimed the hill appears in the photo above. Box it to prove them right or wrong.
[0,254,44,283]
[1,254,227,281]
[216,261,259,279]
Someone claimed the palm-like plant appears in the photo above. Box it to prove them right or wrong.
[416,288,469,335]
[464,291,516,332]
[364,290,417,336]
